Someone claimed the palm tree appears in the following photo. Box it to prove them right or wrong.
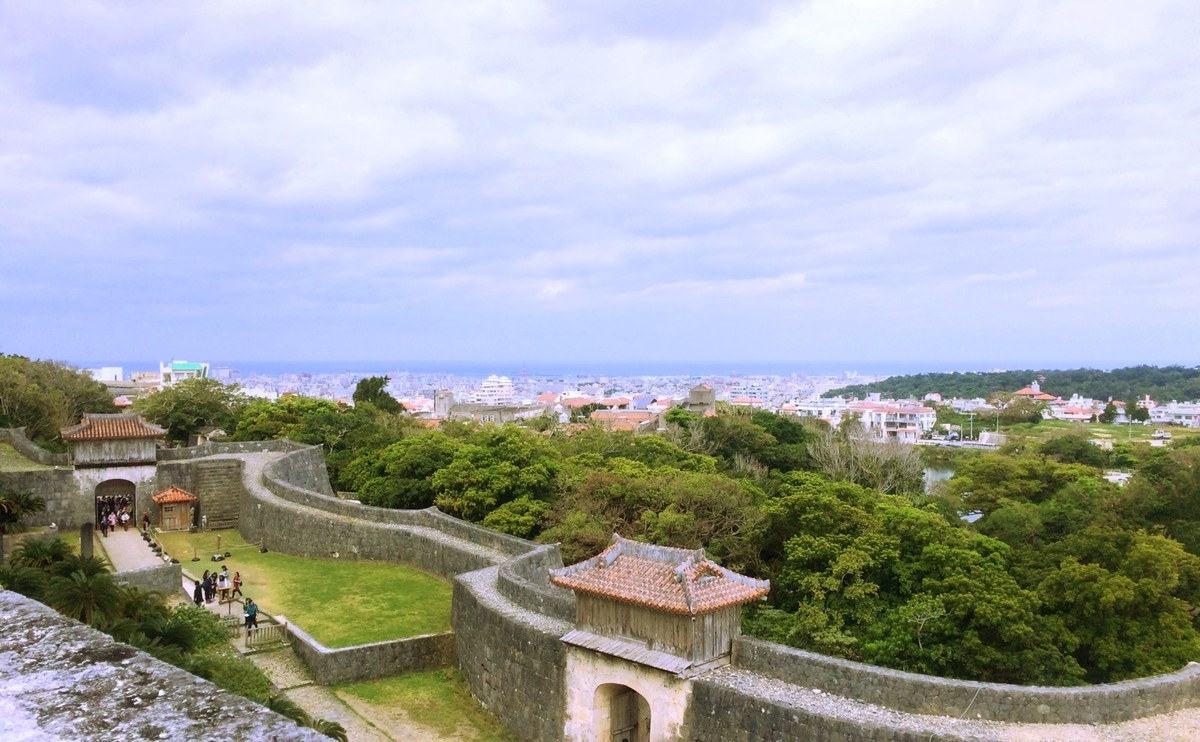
[260,694,312,726]
[116,585,170,624]
[49,554,111,579]
[0,490,46,534]
[0,562,48,600]
[141,615,198,653]
[9,535,71,569]
[310,718,349,741]
[45,570,121,626]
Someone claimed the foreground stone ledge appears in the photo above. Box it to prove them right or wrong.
[0,589,326,742]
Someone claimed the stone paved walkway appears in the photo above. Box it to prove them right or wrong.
[102,529,165,571]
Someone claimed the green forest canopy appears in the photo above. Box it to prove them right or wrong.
[826,365,1200,403]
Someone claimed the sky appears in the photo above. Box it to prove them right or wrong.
[1,1,1197,371]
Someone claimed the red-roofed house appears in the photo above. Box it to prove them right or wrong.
[1012,381,1058,402]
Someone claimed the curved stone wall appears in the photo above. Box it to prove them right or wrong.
[734,637,1200,724]
[0,428,70,466]
[241,444,1200,741]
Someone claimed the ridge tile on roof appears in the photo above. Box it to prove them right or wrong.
[60,414,167,441]
[549,534,769,616]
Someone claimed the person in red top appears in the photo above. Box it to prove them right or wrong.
[231,572,243,598]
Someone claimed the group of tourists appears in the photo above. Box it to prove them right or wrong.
[193,566,243,605]
[191,568,259,629]
[95,495,132,537]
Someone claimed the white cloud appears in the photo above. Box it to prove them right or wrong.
[0,1,1197,364]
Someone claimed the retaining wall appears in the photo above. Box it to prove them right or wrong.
[497,543,576,622]
[114,561,184,596]
[452,568,570,742]
[0,428,70,466]
[284,621,455,685]
[733,636,1200,724]
[156,439,307,461]
[0,468,78,526]
[241,447,511,580]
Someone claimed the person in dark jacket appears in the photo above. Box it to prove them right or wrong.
[192,579,203,606]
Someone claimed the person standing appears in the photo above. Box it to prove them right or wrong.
[216,570,229,603]
[244,598,259,630]
[192,579,203,606]
[142,510,150,532]
[231,572,243,599]
[107,511,117,534]
[99,516,108,538]
[120,510,130,531]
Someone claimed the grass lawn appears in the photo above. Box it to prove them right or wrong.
[0,443,49,472]
[337,668,518,742]
[155,529,452,648]
[1005,419,1200,445]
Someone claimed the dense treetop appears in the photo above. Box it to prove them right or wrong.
[0,354,116,449]
[827,365,1200,402]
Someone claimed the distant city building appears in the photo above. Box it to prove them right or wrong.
[89,367,123,382]
[1151,402,1200,428]
[472,375,516,406]
[159,360,209,387]
[685,384,716,415]
[848,401,937,443]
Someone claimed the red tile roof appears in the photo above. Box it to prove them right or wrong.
[61,414,166,441]
[151,486,197,504]
[550,535,769,616]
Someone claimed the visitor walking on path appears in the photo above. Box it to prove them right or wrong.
[141,510,150,531]
[99,517,108,538]
[192,580,203,606]
[231,571,243,598]
[244,598,259,630]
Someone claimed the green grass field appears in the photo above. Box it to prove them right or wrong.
[155,529,452,647]
[337,669,518,742]
[0,443,49,472]
[1005,419,1200,444]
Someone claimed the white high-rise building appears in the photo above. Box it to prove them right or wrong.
[473,375,516,406]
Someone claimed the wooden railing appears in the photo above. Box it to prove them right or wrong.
[246,622,287,649]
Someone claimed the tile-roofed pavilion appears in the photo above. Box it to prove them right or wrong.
[151,486,198,505]
[61,414,166,441]
[551,535,768,671]
[60,414,165,468]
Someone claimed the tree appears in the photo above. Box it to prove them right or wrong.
[1099,402,1118,425]
[343,432,461,509]
[352,376,401,414]
[1129,399,1151,423]
[0,354,116,447]
[0,489,46,543]
[46,570,122,627]
[134,378,247,444]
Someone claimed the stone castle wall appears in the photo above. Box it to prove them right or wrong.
[251,444,1200,741]
[285,620,455,686]
[0,428,70,466]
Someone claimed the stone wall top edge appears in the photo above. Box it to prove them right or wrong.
[736,635,1200,695]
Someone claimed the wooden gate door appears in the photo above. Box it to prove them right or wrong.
[162,505,180,531]
[611,688,639,742]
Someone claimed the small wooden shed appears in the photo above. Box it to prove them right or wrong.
[151,486,197,531]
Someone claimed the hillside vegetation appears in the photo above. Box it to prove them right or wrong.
[826,365,1200,402]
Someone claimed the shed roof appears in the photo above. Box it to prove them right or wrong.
[151,486,197,504]
[61,414,166,442]
[549,535,769,616]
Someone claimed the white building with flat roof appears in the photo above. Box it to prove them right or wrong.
[160,361,209,387]
[848,401,937,443]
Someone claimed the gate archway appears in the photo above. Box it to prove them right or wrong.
[593,684,651,742]
[94,479,135,527]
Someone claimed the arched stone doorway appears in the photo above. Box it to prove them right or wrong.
[94,479,135,528]
[593,684,650,742]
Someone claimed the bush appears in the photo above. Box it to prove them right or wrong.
[170,604,229,651]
